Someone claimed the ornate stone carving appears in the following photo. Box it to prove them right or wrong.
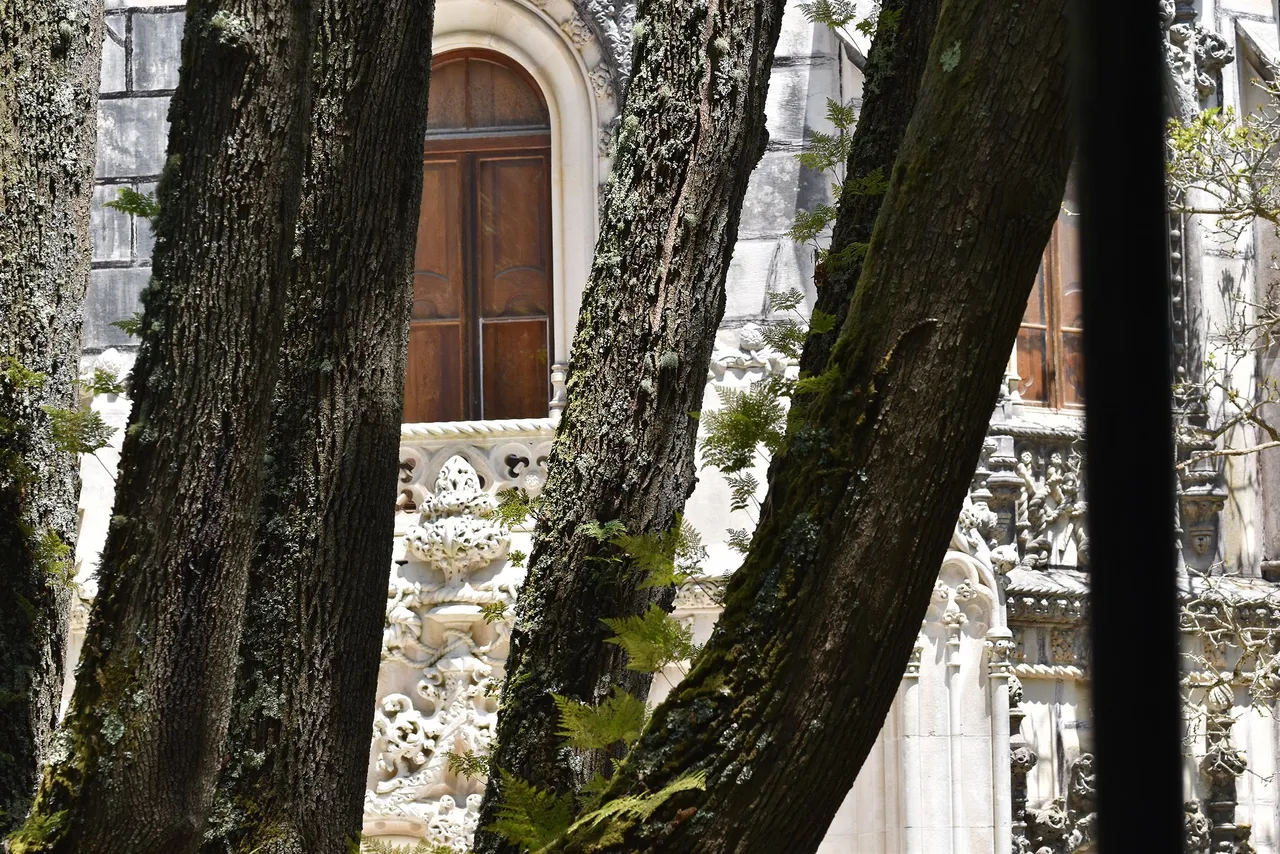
[571,0,635,101]
[405,457,510,582]
[1185,800,1212,854]
[971,426,1088,573]
[1161,0,1235,119]
[397,429,554,514]
[368,457,520,850]
[1019,754,1096,854]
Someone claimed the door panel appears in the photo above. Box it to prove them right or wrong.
[405,322,465,423]
[481,318,549,420]
[476,154,551,318]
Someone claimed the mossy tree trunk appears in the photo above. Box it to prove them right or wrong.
[200,2,436,852]
[0,0,103,833]
[548,0,1072,847]
[798,0,941,375]
[9,1,317,852]
[476,0,787,848]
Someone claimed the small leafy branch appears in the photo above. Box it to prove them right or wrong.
[445,748,491,780]
[103,187,161,221]
[488,563,707,851]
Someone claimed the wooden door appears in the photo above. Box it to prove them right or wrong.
[404,51,553,423]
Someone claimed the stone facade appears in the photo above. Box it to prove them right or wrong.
[67,0,1280,852]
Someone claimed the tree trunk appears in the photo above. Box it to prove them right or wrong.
[476,0,787,846]
[9,2,317,852]
[550,0,1072,847]
[798,0,941,376]
[200,2,435,852]
[0,0,102,833]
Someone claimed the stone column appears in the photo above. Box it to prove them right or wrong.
[987,628,1016,854]
[902,639,924,854]
[944,610,967,854]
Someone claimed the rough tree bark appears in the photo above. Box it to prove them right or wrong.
[0,0,102,833]
[798,0,940,375]
[476,0,787,846]
[549,0,1072,847]
[9,1,317,852]
[200,2,436,852]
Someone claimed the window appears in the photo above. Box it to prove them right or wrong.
[404,50,553,423]
[1016,176,1083,408]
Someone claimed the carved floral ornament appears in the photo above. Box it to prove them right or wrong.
[368,456,521,850]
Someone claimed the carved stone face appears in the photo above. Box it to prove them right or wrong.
[1191,531,1213,556]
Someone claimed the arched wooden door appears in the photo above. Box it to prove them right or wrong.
[405,49,553,423]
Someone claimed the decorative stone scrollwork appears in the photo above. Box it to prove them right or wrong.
[1020,754,1097,854]
[571,0,635,101]
[398,430,554,514]
[367,456,522,851]
[405,457,509,583]
[1185,800,1212,854]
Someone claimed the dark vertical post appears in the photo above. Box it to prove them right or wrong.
[1075,1,1184,850]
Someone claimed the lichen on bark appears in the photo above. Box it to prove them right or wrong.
[11,1,318,851]
[0,0,102,835]
[543,0,1074,846]
[201,1,436,852]
[475,1,789,850]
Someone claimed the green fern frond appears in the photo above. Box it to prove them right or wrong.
[602,604,699,673]
[84,367,126,397]
[567,770,708,834]
[41,406,114,455]
[808,309,837,335]
[445,748,490,779]
[727,527,753,554]
[700,382,787,474]
[103,187,161,220]
[110,312,143,338]
[487,770,574,853]
[765,287,805,313]
[493,487,541,527]
[551,687,647,750]
[580,519,627,543]
[797,0,857,27]
[480,601,508,624]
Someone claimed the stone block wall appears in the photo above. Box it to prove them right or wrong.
[86,1,183,352]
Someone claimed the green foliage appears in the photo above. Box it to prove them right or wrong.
[725,472,759,513]
[32,528,74,588]
[0,356,47,393]
[567,770,708,834]
[579,518,627,543]
[602,604,699,673]
[508,548,528,568]
[103,187,161,220]
[786,204,839,247]
[110,312,143,338]
[42,405,114,455]
[798,0,858,27]
[809,309,837,335]
[580,517,705,588]
[84,367,125,397]
[726,527,753,554]
[552,687,647,750]
[480,600,508,624]
[488,770,575,853]
[492,487,542,527]
[700,382,787,474]
[445,748,490,780]
[766,287,805,313]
